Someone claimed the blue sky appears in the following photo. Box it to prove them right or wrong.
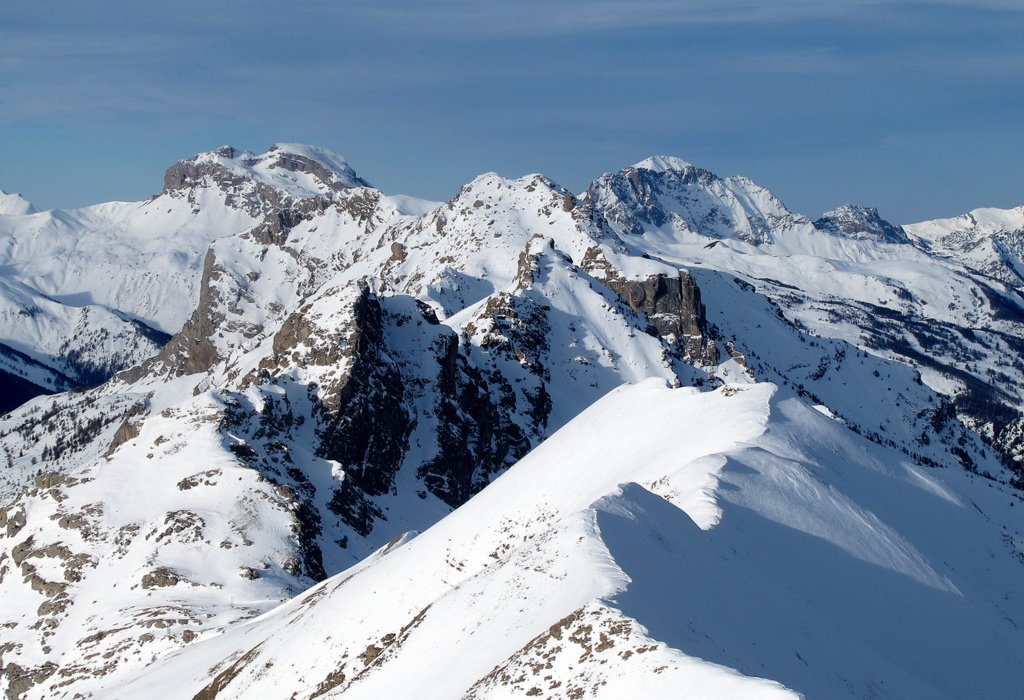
[1,1,1021,222]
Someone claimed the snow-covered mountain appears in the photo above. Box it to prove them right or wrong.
[0,191,36,217]
[0,144,372,409]
[905,204,1024,288]
[0,149,1021,699]
[814,204,910,244]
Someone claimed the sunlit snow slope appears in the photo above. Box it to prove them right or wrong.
[113,380,1024,700]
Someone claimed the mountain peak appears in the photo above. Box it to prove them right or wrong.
[162,144,371,210]
[585,157,796,245]
[265,143,367,188]
[0,188,38,215]
[631,155,695,173]
[814,204,909,244]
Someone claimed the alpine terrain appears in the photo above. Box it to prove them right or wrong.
[0,146,1021,699]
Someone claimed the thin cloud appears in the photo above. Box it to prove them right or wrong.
[339,0,1021,37]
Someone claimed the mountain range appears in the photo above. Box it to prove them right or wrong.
[0,145,1021,699]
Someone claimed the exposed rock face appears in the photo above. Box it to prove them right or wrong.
[814,204,910,244]
[161,144,370,218]
[310,288,532,532]
[317,290,414,536]
[162,148,284,217]
[612,272,719,365]
[163,146,242,192]
[417,337,531,507]
[1,662,56,700]
[581,247,718,366]
[140,249,225,378]
[247,197,333,247]
[5,151,1024,699]
[268,148,370,193]
[463,281,554,438]
[585,164,717,236]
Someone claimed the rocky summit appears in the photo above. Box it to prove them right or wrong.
[0,146,1022,699]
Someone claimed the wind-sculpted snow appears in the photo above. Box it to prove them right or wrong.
[108,382,1024,699]
[1,148,1023,698]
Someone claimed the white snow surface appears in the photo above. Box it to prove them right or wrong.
[112,381,1024,699]
[906,204,1024,242]
[0,190,37,216]
[0,189,257,334]
[632,155,695,172]
[905,204,1024,285]
[0,276,163,387]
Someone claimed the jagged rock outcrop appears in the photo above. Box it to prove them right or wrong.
[581,247,718,365]
[271,284,534,536]
[607,272,719,366]
[417,336,531,506]
[315,290,414,536]
[248,197,334,247]
[131,249,225,378]
[582,157,807,245]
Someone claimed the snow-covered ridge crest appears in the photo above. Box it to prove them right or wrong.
[108,380,1023,700]
[905,203,1024,287]
[2,146,1024,698]
[631,155,695,172]
[906,204,1024,241]
[0,189,37,216]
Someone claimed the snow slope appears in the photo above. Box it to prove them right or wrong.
[584,159,1024,465]
[111,381,1024,700]
[0,276,166,390]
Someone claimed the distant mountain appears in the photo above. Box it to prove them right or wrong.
[0,149,1021,699]
[0,144,367,408]
[581,155,811,245]
[814,204,910,244]
[905,204,1024,288]
[0,190,37,216]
